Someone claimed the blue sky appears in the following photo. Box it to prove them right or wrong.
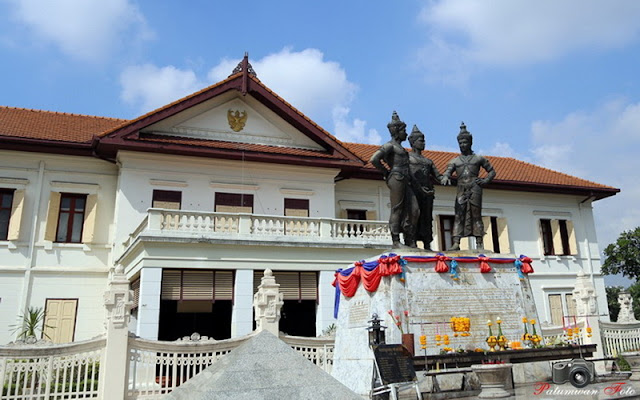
[1,0,640,285]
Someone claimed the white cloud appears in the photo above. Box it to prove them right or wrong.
[332,107,381,145]
[418,0,640,83]
[209,48,372,143]
[120,65,202,113]
[525,99,640,251]
[6,0,152,62]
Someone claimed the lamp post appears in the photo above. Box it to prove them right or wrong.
[367,313,386,346]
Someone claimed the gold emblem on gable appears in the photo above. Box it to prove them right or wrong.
[227,109,248,132]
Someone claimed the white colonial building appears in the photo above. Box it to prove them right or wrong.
[0,56,619,345]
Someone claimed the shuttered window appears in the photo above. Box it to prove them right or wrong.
[152,190,182,209]
[253,270,318,302]
[566,293,577,319]
[131,278,140,310]
[284,198,309,217]
[438,215,455,251]
[215,192,253,213]
[0,189,14,241]
[549,294,564,326]
[161,270,234,301]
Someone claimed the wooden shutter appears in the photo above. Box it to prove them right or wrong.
[272,271,318,302]
[299,272,318,300]
[181,270,214,300]
[131,279,140,310]
[550,219,562,256]
[44,192,61,241]
[566,220,578,255]
[284,199,309,217]
[497,217,511,254]
[152,190,181,210]
[214,270,234,300]
[549,294,564,326]
[43,299,78,344]
[161,270,182,300]
[365,210,378,220]
[7,189,24,241]
[482,216,492,251]
[161,270,233,301]
[81,194,98,243]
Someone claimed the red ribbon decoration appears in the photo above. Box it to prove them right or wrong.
[478,256,491,273]
[434,254,450,273]
[519,256,534,274]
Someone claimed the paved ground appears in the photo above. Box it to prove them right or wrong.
[455,377,640,399]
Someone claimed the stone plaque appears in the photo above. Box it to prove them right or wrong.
[348,300,370,327]
[373,344,416,384]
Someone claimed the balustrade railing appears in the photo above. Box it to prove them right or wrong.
[600,321,640,357]
[540,322,584,347]
[0,337,105,400]
[281,335,334,373]
[123,209,390,247]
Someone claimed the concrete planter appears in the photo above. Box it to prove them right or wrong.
[621,352,640,381]
[471,363,513,398]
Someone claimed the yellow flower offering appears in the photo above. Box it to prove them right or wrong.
[530,319,536,325]
[522,317,528,323]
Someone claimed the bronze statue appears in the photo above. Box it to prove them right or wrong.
[370,111,417,248]
[441,123,496,251]
[407,125,442,250]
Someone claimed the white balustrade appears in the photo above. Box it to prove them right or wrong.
[125,209,390,246]
[600,321,640,357]
[0,338,105,400]
[281,335,334,374]
[126,335,250,399]
[540,321,584,347]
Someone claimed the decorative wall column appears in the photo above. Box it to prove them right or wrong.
[136,267,162,339]
[253,269,283,336]
[232,269,254,337]
[99,265,134,400]
[617,292,638,323]
[317,270,337,336]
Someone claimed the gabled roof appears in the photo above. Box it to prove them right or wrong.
[0,55,620,201]
[96,55,364,169]
[343,142,619,200]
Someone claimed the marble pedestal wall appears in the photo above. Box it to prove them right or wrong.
[331,251,544,396]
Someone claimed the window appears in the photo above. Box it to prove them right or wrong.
[214,192,253,213]
[548,294,564,326]
[284,198,309,217]
[539,218,577,256]
[44,191,98,244]
[0,189,14,240]
[548,292,576,326]
[55,193,87,243]
[540,219,554,255]
[481,216,511,254]
[439,215,455,251]
[347,209,367,220]
[152,190,182,209]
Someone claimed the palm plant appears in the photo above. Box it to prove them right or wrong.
[10,306,52,340]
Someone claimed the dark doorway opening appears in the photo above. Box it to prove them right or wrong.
[279,300,316,337]
[158,300,232,341]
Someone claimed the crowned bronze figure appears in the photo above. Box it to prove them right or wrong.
[441,123,496,251]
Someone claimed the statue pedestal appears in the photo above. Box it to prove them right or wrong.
[331,251,541,396]
[471,363,513,398]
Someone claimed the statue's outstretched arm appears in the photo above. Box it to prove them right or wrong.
[441,163,454,185]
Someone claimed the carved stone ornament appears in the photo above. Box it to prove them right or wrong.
[572,270,598,316]
[104,269,134,329]
[253,269,284,335]
[227,109,248,132]
[617,292,638,323]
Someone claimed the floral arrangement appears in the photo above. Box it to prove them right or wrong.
[450,317,471,337]
[388,310,409,334]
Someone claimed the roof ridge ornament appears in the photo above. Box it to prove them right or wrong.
[229,52,258,95]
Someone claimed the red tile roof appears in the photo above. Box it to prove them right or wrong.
[342,142,616,191]
[0,106,125,143]
[0,105,618,197]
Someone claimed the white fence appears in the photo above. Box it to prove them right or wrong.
[600,321,640,357]
[0,337,104,400]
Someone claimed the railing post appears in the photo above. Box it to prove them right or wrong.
[99,265,134,400]
[319,219,332,238]
[43,356,53,398]
[238,214,252,235]
[147,209,163,230]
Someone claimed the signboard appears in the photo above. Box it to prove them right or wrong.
[373,344,416,385]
